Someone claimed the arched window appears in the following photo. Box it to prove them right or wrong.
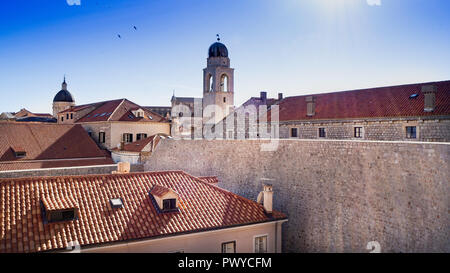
[220,74,229,92]
[206,73,213,92]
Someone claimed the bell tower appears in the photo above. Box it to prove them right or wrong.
[203,35,234,124]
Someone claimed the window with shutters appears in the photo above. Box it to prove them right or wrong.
[254,235,268,253]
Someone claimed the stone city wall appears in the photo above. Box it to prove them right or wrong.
[145,139,449,253]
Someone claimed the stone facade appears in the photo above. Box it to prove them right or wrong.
[280,118,450,142]
[81,121,170,150]
[145,139,449,253]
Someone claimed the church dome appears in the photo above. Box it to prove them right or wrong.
[53,90,74,102]
[53,78,74,102]
[208,42,228,58]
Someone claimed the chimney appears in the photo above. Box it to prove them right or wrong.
[112,162,130,174]
[120,141,125,151]
[260,91,267,103]
[306,96,316,116]
[278,93,283,101]
[421,85,437,112]
[263,184,273,214]
[257,183,273,214]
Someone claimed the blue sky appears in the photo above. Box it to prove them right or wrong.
[0,0,449,113]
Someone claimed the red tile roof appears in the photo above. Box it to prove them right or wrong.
[270,80,450,121]
[198,176,219,184]
[150,184,172,197]
[0,123,114,171]
[0,171,286,253]
[75,99,167,123]
[42,195,78,211]
[111,135,157,153]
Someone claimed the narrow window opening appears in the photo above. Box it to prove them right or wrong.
[354,127,363,138]
[290,128,298,138]
[319,128,326,138]
[406,126,417,139]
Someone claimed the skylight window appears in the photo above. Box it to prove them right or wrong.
[93,114,99,117]
[128,114,134,119]
[110,198,124,209]
[409,93,419,99]
[148,115,153,120]
[100,112,106,117]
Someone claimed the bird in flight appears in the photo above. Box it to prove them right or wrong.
[117,34,121,38]
[133,26,137,30]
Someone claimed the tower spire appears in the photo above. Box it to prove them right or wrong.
[62,75,67,90]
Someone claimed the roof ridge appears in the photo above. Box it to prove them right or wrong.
[107,99,126,121]
[285,79,450,99]
[178,170,267,208]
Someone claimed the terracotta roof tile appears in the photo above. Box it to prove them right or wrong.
[111,135,161,153]
[75,99,167,123]
[269,80,450,121]
[150,184,172,197]
[42,195,78,211]
[0,123,114,171]
[0,171,286,253]
[198,176,219,184]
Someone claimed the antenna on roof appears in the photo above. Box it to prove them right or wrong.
[216,34,220,41]
[63,74,66,84]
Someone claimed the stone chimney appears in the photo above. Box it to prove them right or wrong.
[262,184,273,214]
[421,85,437,112]
[112,162,130,174]
[306,96,316,116]
[119,141,125,151]
[278,93,283,101]
[260,91,267,103]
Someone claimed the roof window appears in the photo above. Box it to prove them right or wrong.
[110,198,124,209]
[41,196,79,224]
[150,185,179,213]
[12,147,26,158]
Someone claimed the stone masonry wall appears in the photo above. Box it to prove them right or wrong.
[0,163,144,178]
[145,139,449,253]
[280,119,450,142]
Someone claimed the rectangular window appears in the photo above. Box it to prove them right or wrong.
[222,241,236,253]
[354,127,363,138]
[163,198,177,210]
[66,114,69,120]
[136,133,148,141]
[15,151,26,158]
[290,128,298,138]
[123,133,133,143]
[61,116,64,122]
[254,235,268,253]
[319,128,326,138]
[70,113,73,119]
[228,131,234,139]
[98,132,106,143]
[48,209,76,223]
[406,126,417,139]
[223,97,226,103]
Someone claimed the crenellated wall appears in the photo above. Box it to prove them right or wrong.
[145,139,449,253]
